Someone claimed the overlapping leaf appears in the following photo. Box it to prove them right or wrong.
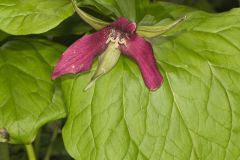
[0,39,66,144]
[0,0,74,35]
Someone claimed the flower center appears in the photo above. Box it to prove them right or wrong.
[106,29,127,48]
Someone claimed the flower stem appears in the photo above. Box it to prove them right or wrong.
[34,129,42,158]
[0,143,10,160]
[43,127,59,160]
[25,144,37,160]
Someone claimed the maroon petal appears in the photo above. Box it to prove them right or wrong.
[111,17,136,33]
[125,22,137,33]
[120,35,163,91]
[52,27,111,80]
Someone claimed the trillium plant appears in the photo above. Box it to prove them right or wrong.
[52,0,186,91]
[1,0,239,159]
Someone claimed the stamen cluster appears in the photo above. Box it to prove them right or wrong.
[106,29,127,48]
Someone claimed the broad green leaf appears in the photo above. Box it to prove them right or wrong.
[0,0,74,35]
[0,39,66,144]
[61,5,240,160]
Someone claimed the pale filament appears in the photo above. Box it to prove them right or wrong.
[106,29,127,48]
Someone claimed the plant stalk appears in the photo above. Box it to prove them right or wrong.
[34,129,42,158]
[43,127,59,160]
[25,144,37,160]
[0,143,10,160]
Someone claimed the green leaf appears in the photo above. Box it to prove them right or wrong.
[61,5,240,160]
[0,39,66,144]
[0,0,74,35]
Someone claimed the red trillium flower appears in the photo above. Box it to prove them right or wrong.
[52,17,163,91]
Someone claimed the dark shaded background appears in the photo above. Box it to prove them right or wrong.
[157,0,239,12]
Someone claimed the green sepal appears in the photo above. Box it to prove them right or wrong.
[84,43,121,91]
[137,16,187,38]
[72,0,110,30]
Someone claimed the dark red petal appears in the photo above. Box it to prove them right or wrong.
[125,22,136,33]
[120,35,163,91]
[111,17,136,33]
[52,27,111,80]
